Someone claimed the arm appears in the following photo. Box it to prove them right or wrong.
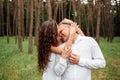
[51,25,75,54]
[60,18,85,36]
[77,27,85,36]
[54,47,71,76]
[78,38,106,69]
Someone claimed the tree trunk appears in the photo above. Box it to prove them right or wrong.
[77,0,82,27]
[13,0,18,43]
[86,5,90,36]
[21,0,25,41]
[46,0,52,20]
[28,0,34,54]
[34,0,41,46]
[58,2,61,22]
[68,1,71,19]
[6,0,10,43]
[96,3,101,44]
[42,2,45,22]
[63,1,66,18]
[53,2,58,21]
[0,0,2,36]
[60,1,64,19]
[17,0,22,52]
[71,0,77,21]
[26,0,30,38]
[1,1,4,36]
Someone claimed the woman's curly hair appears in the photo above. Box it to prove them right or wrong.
[38,20,58,72]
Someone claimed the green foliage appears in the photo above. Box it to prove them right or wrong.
[92,37,120,80]
[0,37,120,80]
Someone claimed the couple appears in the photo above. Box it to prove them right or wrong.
[38,19,106,80]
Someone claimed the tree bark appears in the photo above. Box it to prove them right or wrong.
[77,0,82,27]
[96,3,101,44]
[28,0,34,54]
[71,0,77,21]
[17,0,22,52]
[26,0,30,37]
[46,0,52,20]
[0,0,3,36]
[6,0,10,43]
[21,0,25,41]
[68,1,71,19]
[63,1,66,18]
[13,0,18,43]
[60,1,64,19]
[53,2,58,21]
[42,1,44,22]
[34,0,41,46]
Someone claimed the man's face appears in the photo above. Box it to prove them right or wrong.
[58,24,70,42]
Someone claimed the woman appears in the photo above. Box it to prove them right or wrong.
[38,19,84,80]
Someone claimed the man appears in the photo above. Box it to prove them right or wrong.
[54,19,106,80]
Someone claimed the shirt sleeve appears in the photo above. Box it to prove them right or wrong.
[54,57,68,76]
[78,37,106,69]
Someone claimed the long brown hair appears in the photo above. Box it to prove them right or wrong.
[38,20,58,71]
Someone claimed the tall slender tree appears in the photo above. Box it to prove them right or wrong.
[6,0,10,43]
[21,0,25,41]
[0,0,4,36]
[13,0,18,43]
[71,0,77,21]
[96,1,101,43]
[53,1,59,21]
[46,0,52,20]
[28,0,34,54]
[34,0,41,46]
[17,0,22,51]
[26,0,30,37]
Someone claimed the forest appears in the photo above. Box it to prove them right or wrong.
[0,0,120,80]
[0,0,120,52]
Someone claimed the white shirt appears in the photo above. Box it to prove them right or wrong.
[54,35,106,80]
[42,44,65,80]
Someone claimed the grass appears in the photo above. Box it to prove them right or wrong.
[0,37,120,80]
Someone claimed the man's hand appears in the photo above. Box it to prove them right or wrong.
[61,47,72,59]
[69,53,80,64]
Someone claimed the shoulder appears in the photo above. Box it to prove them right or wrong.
[83,36,95,41]
[83,36,98,45]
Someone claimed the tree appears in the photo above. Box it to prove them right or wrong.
[6,0,10,43]
[46,0,52,20]
[26,0,30,37]
[17,0,22,52]
[28,0,34,54]
[0,0,4,36]
[21,0,25,41]
[53,1,59,21]
[96,1,101,43]
[34,0,41,46]
[13,0,18,43]
[71,0,77,21]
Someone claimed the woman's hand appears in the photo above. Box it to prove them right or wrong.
[59,18,73,25]
[61,47,72,59]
